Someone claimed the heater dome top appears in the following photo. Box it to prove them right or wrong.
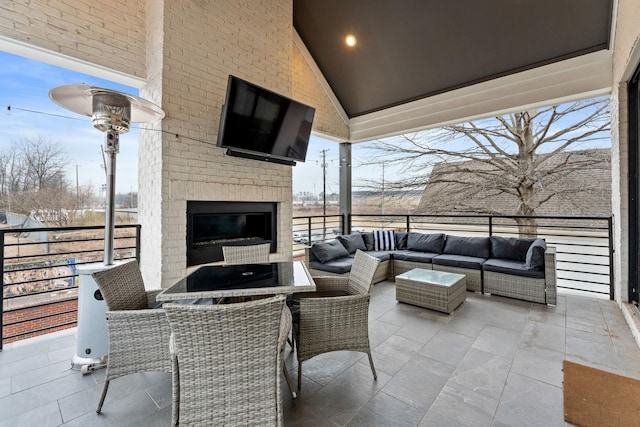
[49,84,165,124]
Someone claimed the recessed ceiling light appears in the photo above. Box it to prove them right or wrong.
[345,34,357,47]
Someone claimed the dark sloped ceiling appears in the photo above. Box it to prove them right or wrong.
[294,0,612,118]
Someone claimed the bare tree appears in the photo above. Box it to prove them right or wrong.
[363,97,611,235]
[0,136,96,225]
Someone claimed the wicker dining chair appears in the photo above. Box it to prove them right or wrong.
[165,294,288,427]
[293,249,381,390]
[222,242,271,264]
[91,259,172,414]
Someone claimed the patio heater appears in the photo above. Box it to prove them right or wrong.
[49,84,164,371]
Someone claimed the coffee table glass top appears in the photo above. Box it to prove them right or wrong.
[157,261,315,300]
[396,268,465,287]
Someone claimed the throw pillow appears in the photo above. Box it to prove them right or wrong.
[361,232,375,251]
[373,230,396,251]
[525,239,547,270]
[337,233,367,254]
[490,236,536,261]
[407,232,445,253]
[395,232,408,250]
[310,239,350,263]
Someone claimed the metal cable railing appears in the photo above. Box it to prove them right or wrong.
[1,224,141,349]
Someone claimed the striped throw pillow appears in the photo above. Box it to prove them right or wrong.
[373,230,396,251]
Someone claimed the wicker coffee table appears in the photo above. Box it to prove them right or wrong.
[395,268,466,314]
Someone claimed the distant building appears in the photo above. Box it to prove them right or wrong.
[416,148,611,217]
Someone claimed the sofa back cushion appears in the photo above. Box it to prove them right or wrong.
[490,236,536,262]
[525,239,547,270]
[310,239,350,263]
[395,232,408,250]
[407,232,445,253]
[443,235,490,259]
[361,232,375,251]
[373,230,396,250]
[337,233,367,254]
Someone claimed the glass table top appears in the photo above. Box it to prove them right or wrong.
[395,268,466,287]
[157,261,315,300]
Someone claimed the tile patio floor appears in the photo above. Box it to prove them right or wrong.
[2,280,640,426]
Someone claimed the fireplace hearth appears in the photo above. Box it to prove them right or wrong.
[187,201,277,266]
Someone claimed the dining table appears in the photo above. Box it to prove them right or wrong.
[156,260,316,302]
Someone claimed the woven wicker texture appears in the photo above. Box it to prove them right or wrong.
[432,264,482,292]
[483,246,557,305]
[165,295,287,427]
[295,250,381,390]
[395,271,466,313]
[392,259,434,277]
[90,260,172,413]
[222,243,271,264]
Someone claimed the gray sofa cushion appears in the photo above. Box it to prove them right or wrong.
[525,239,547,270]
[395,232,408,250]
[361,232,375,251]
[309,258,353,274]
[432,254,486,270]
[483,259,545,279]
[443,235,490,259]
[490,236,535,262]
[407,232,445,253]
[310,239,350,263]
[392,250,439,263]
[337,233,367,254]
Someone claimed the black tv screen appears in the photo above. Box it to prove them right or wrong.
[217,75,315,165]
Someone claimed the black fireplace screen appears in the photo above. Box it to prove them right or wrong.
[187,201,277,266]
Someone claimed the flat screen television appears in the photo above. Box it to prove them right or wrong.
[217,75,315,166]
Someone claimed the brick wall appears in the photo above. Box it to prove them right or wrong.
[0,0,147,79]
[3,299,77,345]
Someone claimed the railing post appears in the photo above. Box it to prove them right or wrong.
[488,216,493,236]
[406,215,410,232]
[609,217,615,300]
[307,217,312,244]
[135,224,142,263]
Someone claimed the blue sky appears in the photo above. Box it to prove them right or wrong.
[0,50,365,195]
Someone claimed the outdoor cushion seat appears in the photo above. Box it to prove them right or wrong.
[483,258,545,279]
[432,254,487,270]
[391,250,439,263]
[309,258,353,274]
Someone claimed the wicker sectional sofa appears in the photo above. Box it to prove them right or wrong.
[304,231,557,305]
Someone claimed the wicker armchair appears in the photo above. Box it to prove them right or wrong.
[222,243,271,264]
[294,250,381,390]
[91,259,172,414]
[165,294,288,427]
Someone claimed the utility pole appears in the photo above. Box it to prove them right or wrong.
[319,148,329,239]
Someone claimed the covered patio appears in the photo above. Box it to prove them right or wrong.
[2,283,640,426]
[2,0,640,425]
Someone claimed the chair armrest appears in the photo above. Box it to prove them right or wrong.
[544,246,557,305]
[311,276,351,293]
[304,246,318,267]
[278,307,292,350]
[106,309,171,343]
[298,294,369,322]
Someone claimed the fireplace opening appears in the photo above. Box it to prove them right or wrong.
[187,201,277,266]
